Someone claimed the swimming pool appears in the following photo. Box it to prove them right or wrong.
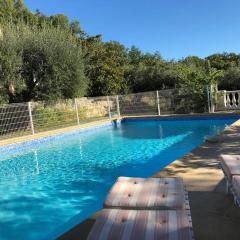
[0,116,238,239]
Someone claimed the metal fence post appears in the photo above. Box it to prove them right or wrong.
[28,102,35,135]
[116,95,120,118]
[156,91,161,116]
[74,98,80,125]
[107,96,111,119]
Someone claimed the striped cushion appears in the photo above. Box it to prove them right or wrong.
[220,155,240,180]
[232,176,240,199]
[104,177,185,210]
[87,209,193,240]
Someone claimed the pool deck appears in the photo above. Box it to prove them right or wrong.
[59,117,240,240]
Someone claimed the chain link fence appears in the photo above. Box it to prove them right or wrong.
[0,88,210,141]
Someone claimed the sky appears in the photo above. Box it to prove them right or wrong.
[24,0,240,60]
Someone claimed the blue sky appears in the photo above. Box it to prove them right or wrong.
[25,0,240,60]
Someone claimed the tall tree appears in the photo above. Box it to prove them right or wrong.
[0,22,24,103]
[206,53,240,70]
[85,40,129,96]
[0,23,88,102]
[220,67,240,90]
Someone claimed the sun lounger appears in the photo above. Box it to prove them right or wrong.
[104,177,187,210]
[87,209,194,240]
[87,177,194,240]
[220,154,240,193]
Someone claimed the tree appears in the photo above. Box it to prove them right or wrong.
[0,23,24,103]
[181,56,206,68]
[128,46,142,65]
[85,40,129,96]
[0,23,88,102]
[175,59,223,112]
[175,63,207,112]
[204,60,224,85]
[206,53,240,70]
[126,48,178,92]
[220,67,240,90]
[21,25,87,101]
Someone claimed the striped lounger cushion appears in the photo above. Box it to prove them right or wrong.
[232,176,240,202]
[87,209,193,240]
[220,154,240,181]
[104,177,186,210]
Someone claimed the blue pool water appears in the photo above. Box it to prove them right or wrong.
[0,117,238,240]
